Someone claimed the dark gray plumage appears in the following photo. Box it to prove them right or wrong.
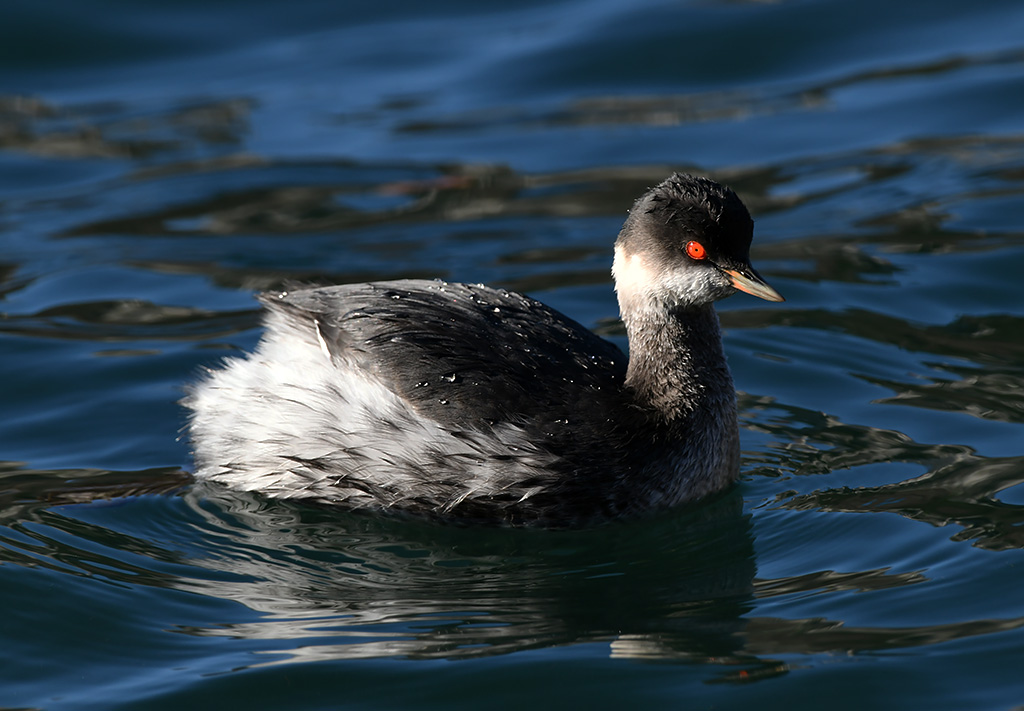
[185,173,784,527]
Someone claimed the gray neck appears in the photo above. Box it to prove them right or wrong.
[621,302,735,421]
[617,298,741,507]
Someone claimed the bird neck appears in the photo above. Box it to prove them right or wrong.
[614,296,742,507]
[620,299,734,420]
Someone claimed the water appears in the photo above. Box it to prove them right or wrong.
[2,0,1024,708]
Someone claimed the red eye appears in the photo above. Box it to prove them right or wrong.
[685,241,707,260]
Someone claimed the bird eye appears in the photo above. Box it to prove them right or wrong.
[685,241,707,260]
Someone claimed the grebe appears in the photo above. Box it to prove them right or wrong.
[185,173,784,527]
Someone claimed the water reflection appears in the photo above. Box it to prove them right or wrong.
[0,299,258,342]
[867,365,1024,424]
[391,48,1024,133]
[740,390,1024,550]
[58,163,686,239]
[741,396,972,477]
[0,95,252,159]
[0,466,760,665]
[779,453,1024,551]
[174,484,756,664]
[742,614,1024,655]
[2,459,1024,673]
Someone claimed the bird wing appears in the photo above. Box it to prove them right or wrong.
[260,280,627,432]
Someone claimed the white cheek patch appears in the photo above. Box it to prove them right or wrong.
[612,245,661,303]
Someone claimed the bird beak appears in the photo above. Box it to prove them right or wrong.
[721,266,785,302]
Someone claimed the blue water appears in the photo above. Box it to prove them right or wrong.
[2,0,1024,708]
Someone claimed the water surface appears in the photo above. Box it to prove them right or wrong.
[2,0,1024,708]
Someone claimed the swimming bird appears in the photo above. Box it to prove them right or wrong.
[185,173,784,527]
